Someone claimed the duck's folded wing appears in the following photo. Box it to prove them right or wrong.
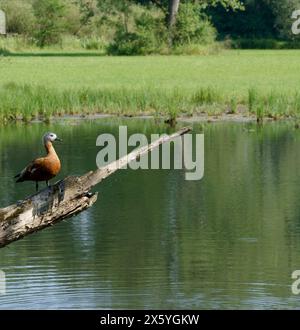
[15,158,45,182]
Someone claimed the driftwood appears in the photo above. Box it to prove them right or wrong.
[0,127,191,248]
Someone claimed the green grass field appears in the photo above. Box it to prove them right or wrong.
[1,50,300,122]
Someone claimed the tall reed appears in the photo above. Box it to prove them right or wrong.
[1,83,300,123]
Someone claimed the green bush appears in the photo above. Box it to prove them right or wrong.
[134,12,167,53]
[107,11,167,55]
[173,3,216,46]
[33,0,65,47]
[0,0,35,35]
[107,30,145,55]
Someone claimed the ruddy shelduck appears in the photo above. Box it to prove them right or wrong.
[15,132,62,192]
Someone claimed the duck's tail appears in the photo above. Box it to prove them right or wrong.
[14,173,24,183]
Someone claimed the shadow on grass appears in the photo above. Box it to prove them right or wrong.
[0,50,105,57]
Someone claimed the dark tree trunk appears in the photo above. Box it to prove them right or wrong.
[167,0,180,46]
[168,0,180,28]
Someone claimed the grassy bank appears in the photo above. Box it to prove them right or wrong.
[1,50,300,122]
[0,36,107,55]
[1,83,299,123]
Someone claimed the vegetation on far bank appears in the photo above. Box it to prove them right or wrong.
[0,0,238,55]
[1,0,300,56]
[1,50,300,123]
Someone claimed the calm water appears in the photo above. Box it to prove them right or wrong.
[1,118,300,309]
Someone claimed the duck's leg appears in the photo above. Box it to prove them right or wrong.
[35,182,39,192]
[46,181,50,188]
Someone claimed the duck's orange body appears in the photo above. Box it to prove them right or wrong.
[15,133,62,191]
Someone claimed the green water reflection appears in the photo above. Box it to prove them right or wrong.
[0,118,300,309]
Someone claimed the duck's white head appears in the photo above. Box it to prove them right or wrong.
[43,132,62,144]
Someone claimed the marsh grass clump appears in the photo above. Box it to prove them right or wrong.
[292,92,300,116]
[228,96,238,114]
[248,88,269,122]
[206,104,224,116]
[262,91,294,119]
[248,88,258,113]
[272,96,288,118]
[192,87,221,106]
[256,104,265,123]
[162,89,186,127]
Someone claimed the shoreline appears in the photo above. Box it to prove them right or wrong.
[8,112,297,125]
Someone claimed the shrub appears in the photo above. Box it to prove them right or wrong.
[107,11,167,55]
[134,11,167,53]
[32,0,65,47]
[173,3,216,46]
[107,30,144,55]
[0,0,35,35]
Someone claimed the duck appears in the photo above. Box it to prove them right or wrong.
[15,132,62,192]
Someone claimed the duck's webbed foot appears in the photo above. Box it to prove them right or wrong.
[35,182,39,192]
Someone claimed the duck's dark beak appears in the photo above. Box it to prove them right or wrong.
[56,137,63,142]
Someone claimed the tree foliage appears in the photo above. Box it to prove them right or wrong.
[32,0,65,47]
[173,2,216,45]
[209,0,300,40]
[0,0,299,50]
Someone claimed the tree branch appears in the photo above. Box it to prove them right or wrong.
[0,127,191,248]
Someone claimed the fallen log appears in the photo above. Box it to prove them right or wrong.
[0,127,191,248]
